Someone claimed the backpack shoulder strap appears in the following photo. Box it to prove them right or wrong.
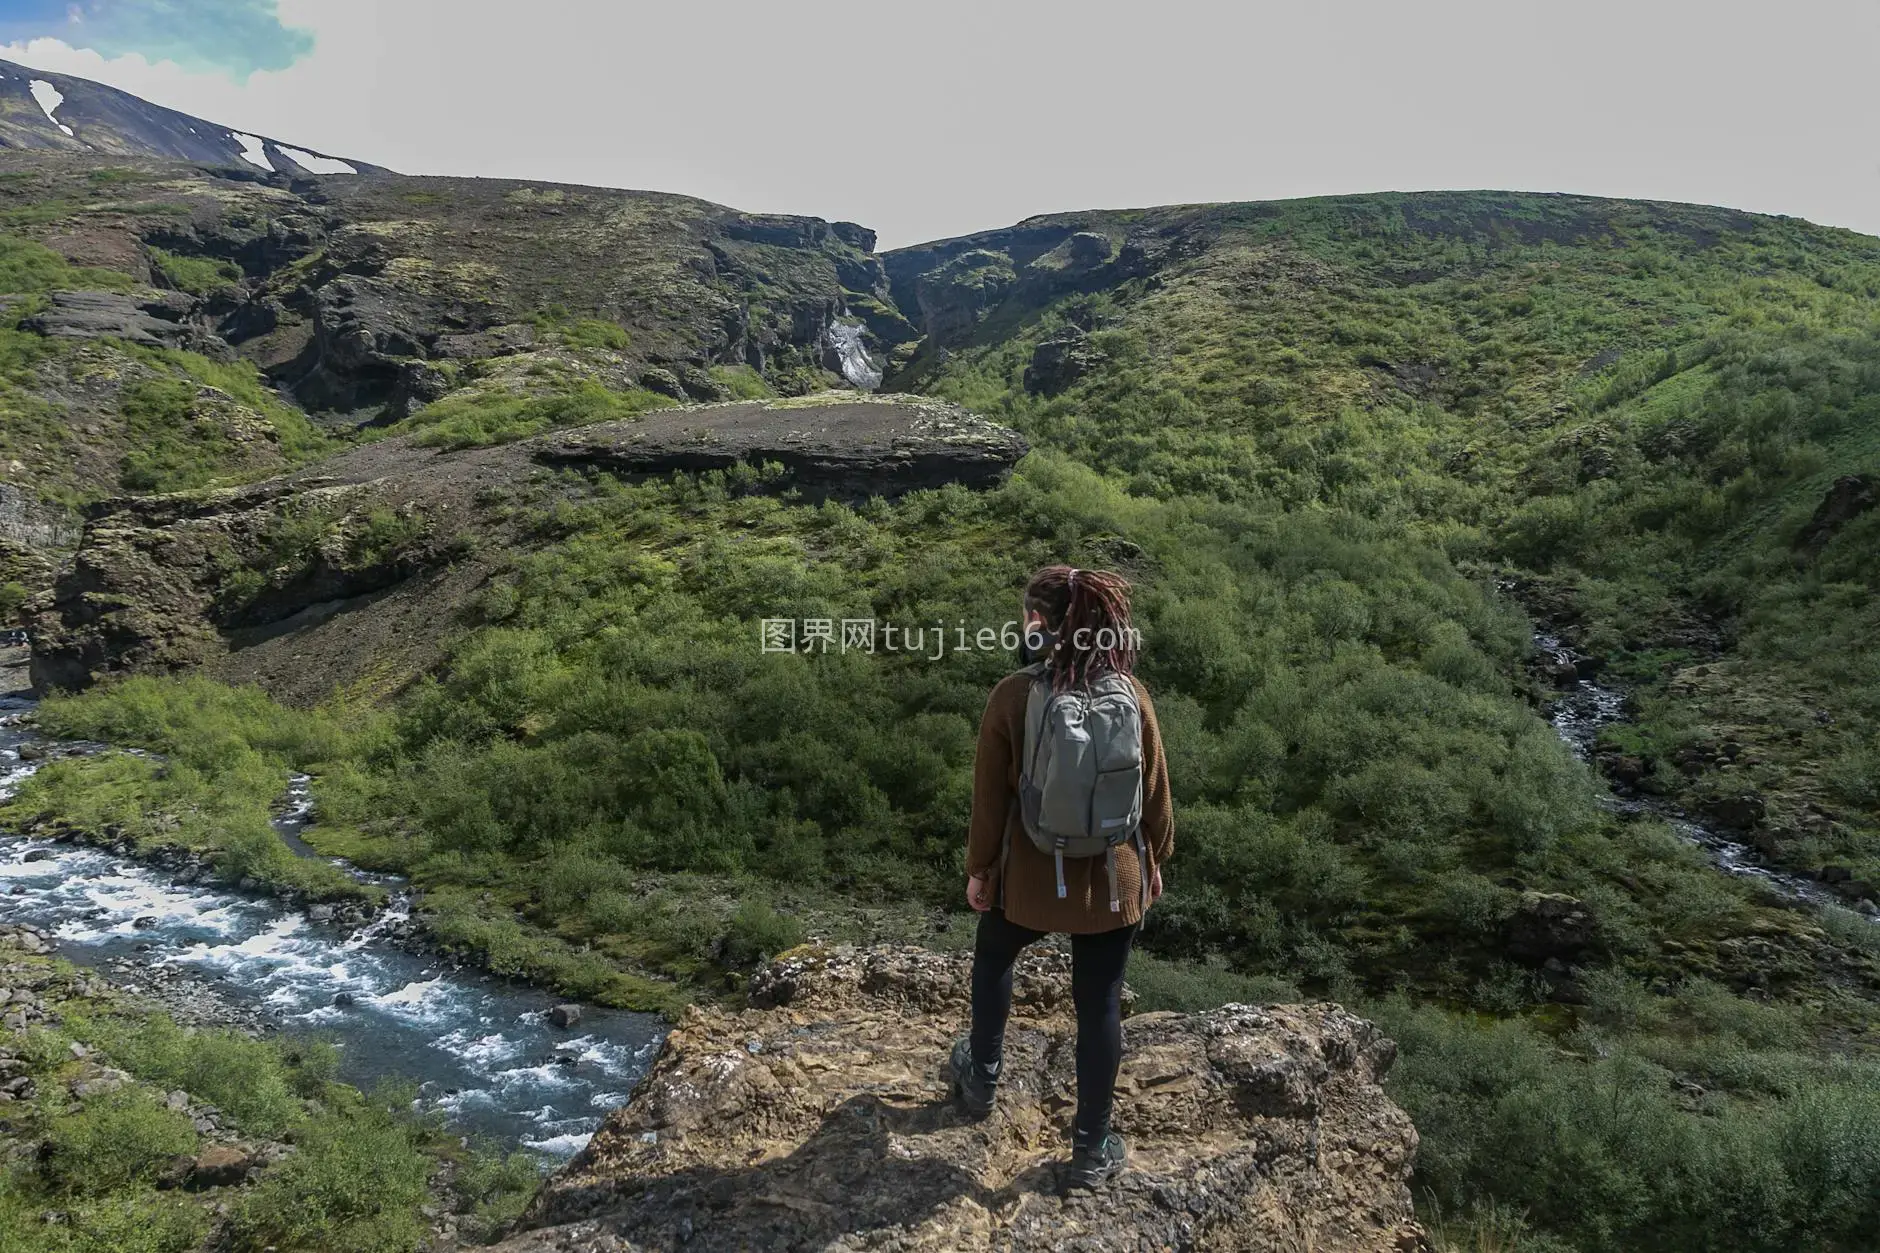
[1020,665,1051,780]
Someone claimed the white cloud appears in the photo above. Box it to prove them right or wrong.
[4,0,1878,249]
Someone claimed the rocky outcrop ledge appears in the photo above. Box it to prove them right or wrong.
[489,944,1426,1253]
[534,394,1029,502]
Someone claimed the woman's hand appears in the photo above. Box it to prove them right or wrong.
[1149,863,1164,902]
[966,872,993,913]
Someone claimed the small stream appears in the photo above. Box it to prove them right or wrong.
[1536,632,1867,918]
[0,709,664,1159]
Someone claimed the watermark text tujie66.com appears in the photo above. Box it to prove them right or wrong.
[759,618,1141,661]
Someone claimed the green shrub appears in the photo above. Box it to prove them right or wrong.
[1125,952,1300,1012]
[400,379,673,449]
[1823,746,1880,811]
[718,899,806,968]
[1817,904,1880,956]
[1378,996,1880,1253]
[148,247,242,296]
[0,1190,210,1253]
[347,508,429,566]
[34,675,350,769]
[526,306,630,352]
[709,364,773,399]
[451,1148,543,1243]
[109,351,331,491]
[8,680,371,902]
[227,1109,430,1253]
[40,1089,198,1195]
[1429,872,1518,936]
[561,318,629,351]
[0,235,134,294]
[70,1014,308,1137]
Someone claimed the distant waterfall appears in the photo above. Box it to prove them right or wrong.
[824,319,882,390]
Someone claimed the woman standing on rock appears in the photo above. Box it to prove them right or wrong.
[952,565,1175,1191]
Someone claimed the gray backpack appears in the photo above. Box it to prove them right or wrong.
[1016,663,1148,912]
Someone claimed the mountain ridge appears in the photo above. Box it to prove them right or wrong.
[0,56,384,177]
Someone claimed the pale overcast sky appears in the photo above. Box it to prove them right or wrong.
[3,0,1876,250]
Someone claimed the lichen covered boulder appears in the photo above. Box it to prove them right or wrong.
[489,944,1425,1253]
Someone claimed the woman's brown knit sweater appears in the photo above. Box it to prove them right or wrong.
[965,670,1175,934]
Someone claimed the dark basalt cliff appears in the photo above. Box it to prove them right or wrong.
[0,120,924,623]
[0,148,915,430]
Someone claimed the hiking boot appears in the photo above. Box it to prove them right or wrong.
[1064,1129,1127,1191]
[949,1037,998,1118]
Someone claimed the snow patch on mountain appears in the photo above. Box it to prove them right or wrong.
[230,132,274,172]
[274,144,358,176]
[29,79,73,136]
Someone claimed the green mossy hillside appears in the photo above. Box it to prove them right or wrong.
[24,442,1880,1248]
[0,237,333,506]
[12,183,1880,1252]
[892,190,1880,892]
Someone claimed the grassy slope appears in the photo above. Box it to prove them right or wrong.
[885,190,1880,1250]
[7,190,1880,1251]
[895,191,1880,887]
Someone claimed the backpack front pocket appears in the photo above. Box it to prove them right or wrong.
[1089,766,1143,841]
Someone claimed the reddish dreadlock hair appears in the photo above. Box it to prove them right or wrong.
[1023,565,1139,690]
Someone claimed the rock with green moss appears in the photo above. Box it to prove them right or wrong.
[636,366,686,400]
[24,288,225,355]
[1023,325,1102,395]
[913,249,1018,344]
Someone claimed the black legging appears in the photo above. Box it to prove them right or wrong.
[969,908,1138,1140]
